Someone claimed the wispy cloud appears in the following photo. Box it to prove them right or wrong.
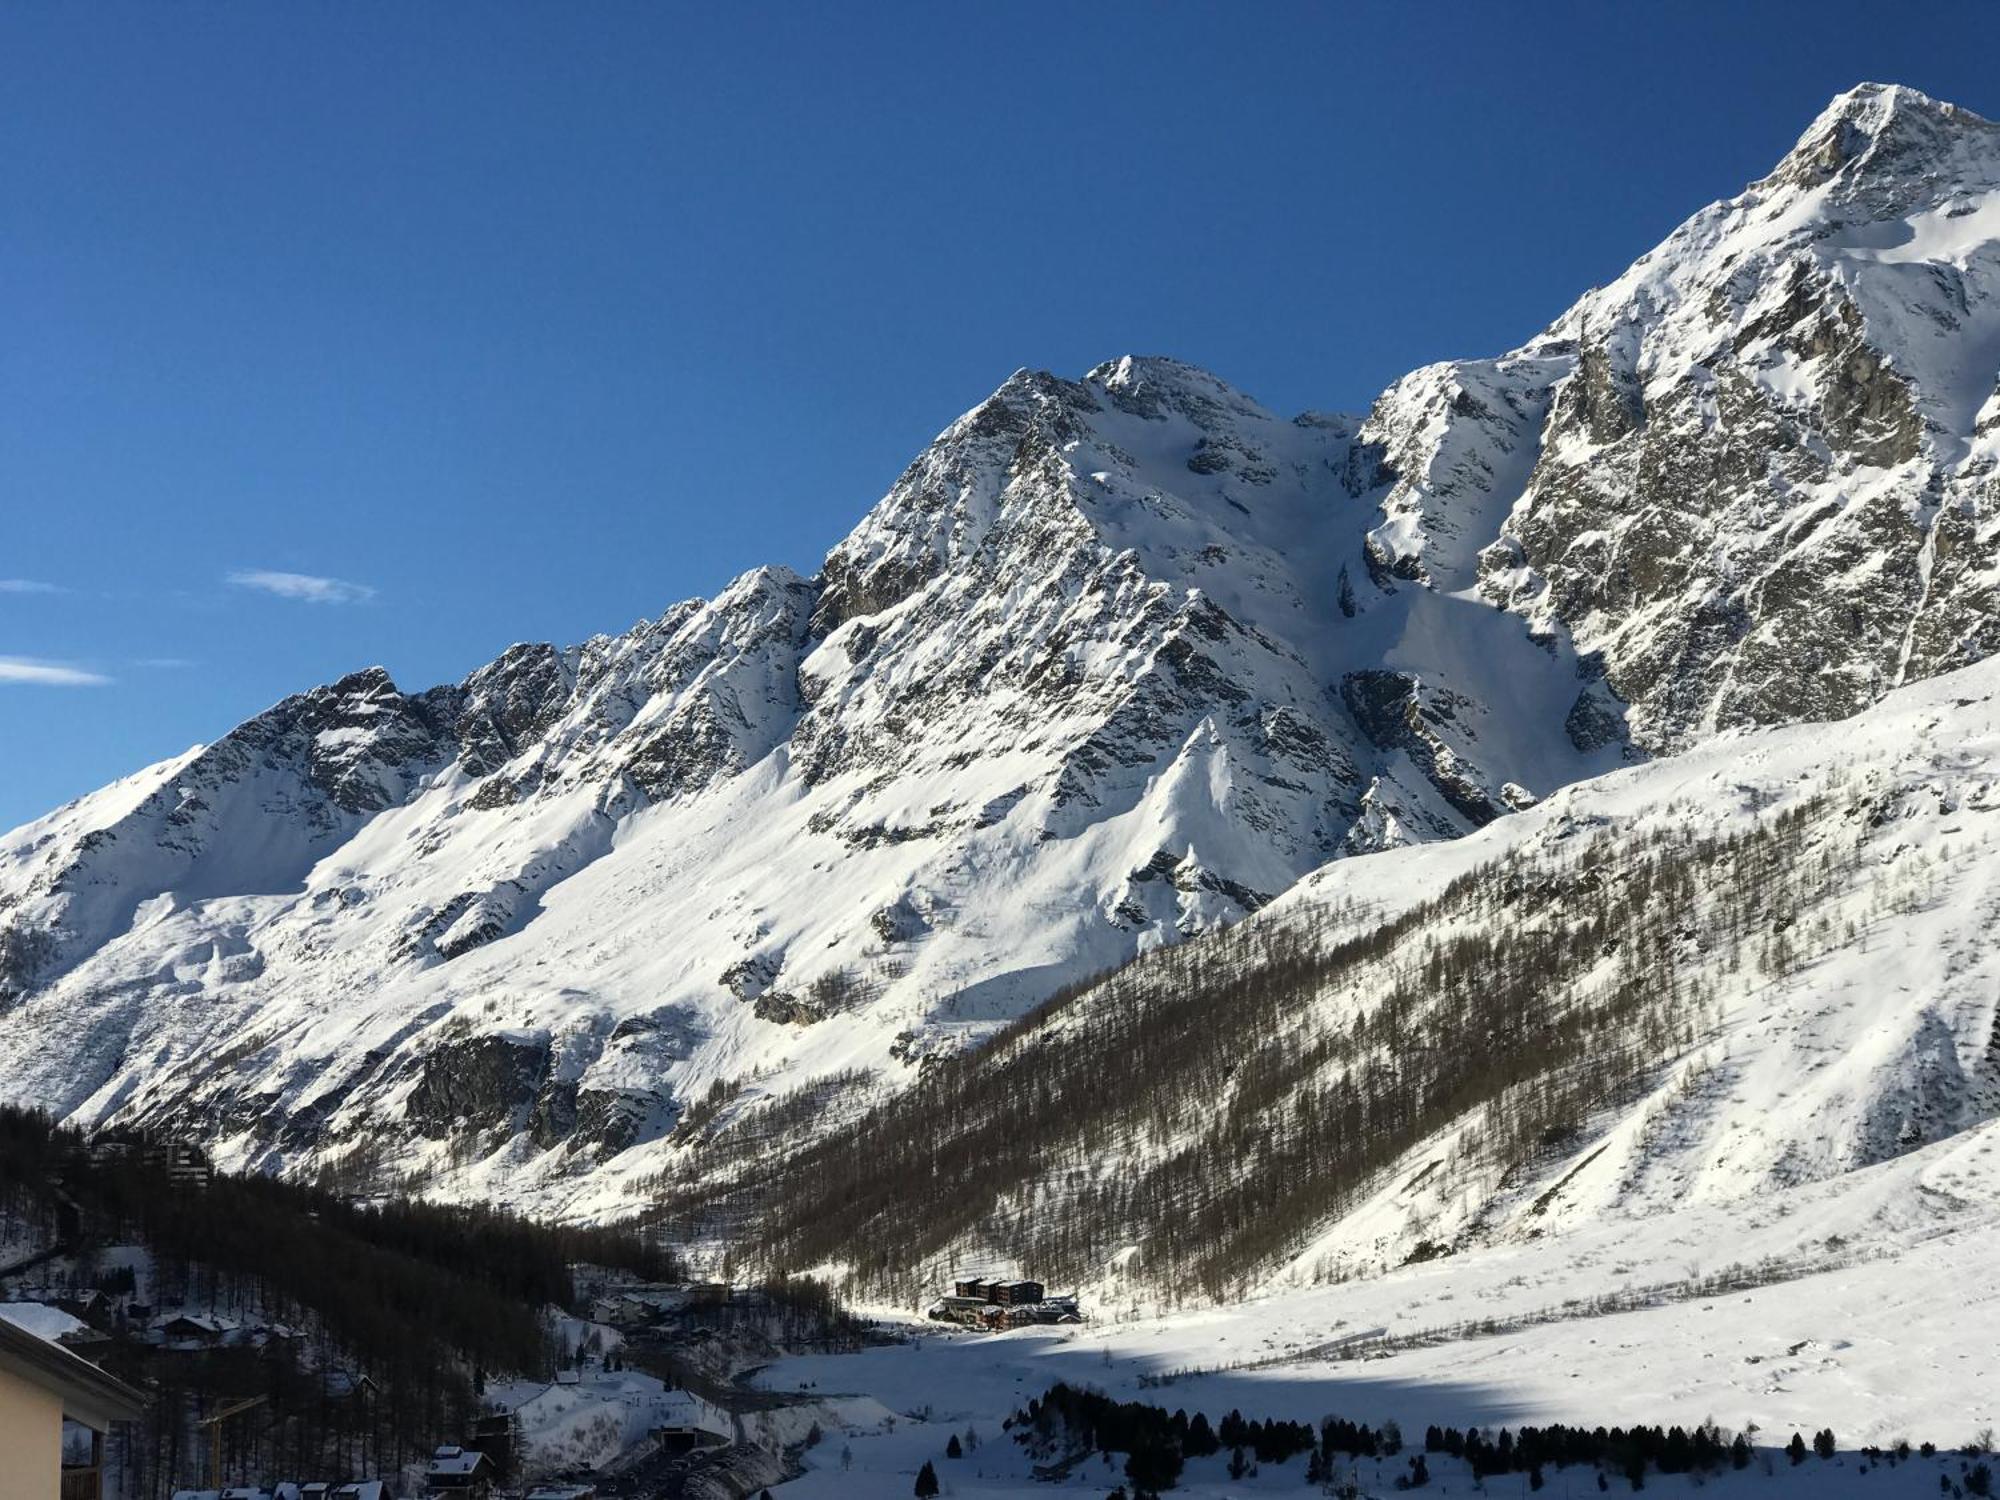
[0,579,65,595]
[0,656,112,686]
[227,569,377,605]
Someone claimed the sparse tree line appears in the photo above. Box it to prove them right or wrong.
[659,794,1876,1302]
[998,1383,1989,1496]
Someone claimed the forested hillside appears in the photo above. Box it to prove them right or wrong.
[0,1108,675,1491]
[656,659,2000,1305]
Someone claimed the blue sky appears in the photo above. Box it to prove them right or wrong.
[4,1,1998,829]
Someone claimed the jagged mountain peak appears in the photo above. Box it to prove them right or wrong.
[1766,80,1996,192]
[1082,354,1286,426]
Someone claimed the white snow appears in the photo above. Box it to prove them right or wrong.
[0,1301,87,1343]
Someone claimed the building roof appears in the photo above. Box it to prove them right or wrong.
[656,1389,731,1436]
[0,1312,147,1431]
[162,1312,235,1334]
[0,1301,89,1342]
[427,1448,492,1476]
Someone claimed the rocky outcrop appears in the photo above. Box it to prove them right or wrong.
[1464,83,2000,750]
[406,1032,552,1140]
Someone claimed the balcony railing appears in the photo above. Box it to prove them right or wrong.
[60,1465,103,1500]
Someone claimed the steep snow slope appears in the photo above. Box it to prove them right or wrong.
[689,651,2000,1305]
[5,83,2000,1220]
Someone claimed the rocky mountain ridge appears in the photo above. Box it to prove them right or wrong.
[3,83,1998,1225]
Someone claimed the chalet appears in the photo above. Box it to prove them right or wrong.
[0,1310,146,1500]
[159,1313,232,1346]
[329,1484,387,1500]
[590,1294,657,1327]
[425,1445,496,1500]
[466,1412,515,1480]
[321,1370,380,1404]
[54,1291,110,1322]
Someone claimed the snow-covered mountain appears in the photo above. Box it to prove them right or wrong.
[1400,81,2000,744]
[693,646,2000,1304]
[4,82,1999,1226]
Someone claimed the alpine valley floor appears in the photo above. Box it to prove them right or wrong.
[744,1114,2000,1495]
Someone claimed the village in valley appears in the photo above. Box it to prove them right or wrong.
[3,1127,1076,1500]
[5,1259,874,1500]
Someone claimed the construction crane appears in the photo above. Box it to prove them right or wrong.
[198,1394,267,1488]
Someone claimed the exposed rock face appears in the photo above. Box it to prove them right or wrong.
[4,83,2000,1214]
[1460,83,2000,748]
[406,1032,552,1141]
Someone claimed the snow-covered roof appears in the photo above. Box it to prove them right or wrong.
[162,1312,234,1333]
[0,1301,89,1343]
[655,1389,731,1435]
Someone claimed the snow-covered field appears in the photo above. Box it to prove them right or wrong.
[749,1128,2000,1493]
